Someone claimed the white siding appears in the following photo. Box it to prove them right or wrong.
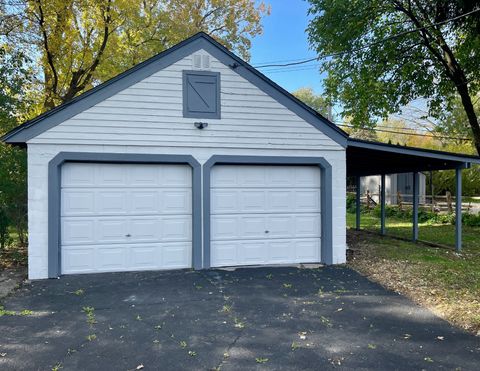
[30,50,339,149]
[26,49,346,279]
[361,173,426,204]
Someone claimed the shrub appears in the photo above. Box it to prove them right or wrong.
[423,213,455,225]
[354,201,480,227]
[0,208,9,250]
[346,193,357,213]
[372,205,414,220]
[418,209,438,223]
[364,204,480,226]
[462,213,480,227]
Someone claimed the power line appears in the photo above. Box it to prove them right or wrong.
[262,64,322,74]
[251,56,318,65]
[253,8,480,69]
[337,120,436,132]
[336,123,472,141]
[255,57,319,69]
[262,62,322,71]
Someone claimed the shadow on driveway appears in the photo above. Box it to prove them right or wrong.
[0,266,479,370]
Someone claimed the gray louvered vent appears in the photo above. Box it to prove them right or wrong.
[193,55,202,69]
[202,55,210,69]
[183,71,220,119]
[192,54,211,69]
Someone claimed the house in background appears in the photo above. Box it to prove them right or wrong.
[361,173,427,204]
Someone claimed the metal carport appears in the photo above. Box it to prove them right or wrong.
[347,138,480,251]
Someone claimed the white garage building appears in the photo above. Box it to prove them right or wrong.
[3,33,347,279]
[5,33,478,280]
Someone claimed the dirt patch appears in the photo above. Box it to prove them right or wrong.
[347,229,480,336]
[0,268,27,300]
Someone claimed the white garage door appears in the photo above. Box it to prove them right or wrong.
[211,165,321,267]
[60,163,192,274]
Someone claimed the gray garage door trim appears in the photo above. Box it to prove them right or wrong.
[203,155,333,269]
[48,152,201,278]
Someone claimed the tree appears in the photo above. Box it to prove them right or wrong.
[307,0,480,155]
[292,87,330,117]
[347,127,378,141]
[0,45,31,247]
[375,119,442,149]
[434,94,480,145]
[1,0,269,111]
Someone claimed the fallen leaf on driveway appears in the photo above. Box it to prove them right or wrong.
[136,364,144,370]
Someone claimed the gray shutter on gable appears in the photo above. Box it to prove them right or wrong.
[183,71,220,119]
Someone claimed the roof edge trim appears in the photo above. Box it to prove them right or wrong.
[348,138,480,164]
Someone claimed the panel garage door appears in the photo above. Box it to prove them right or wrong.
[61,163,192,274]
[211,165,321,267]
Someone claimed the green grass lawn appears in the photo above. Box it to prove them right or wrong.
[347,212,480,334]
[346,211,480,251]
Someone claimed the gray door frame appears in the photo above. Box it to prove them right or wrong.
[47,152,202,278]
[202,155,333,269]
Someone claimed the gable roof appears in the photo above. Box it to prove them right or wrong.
[1,32,348,147]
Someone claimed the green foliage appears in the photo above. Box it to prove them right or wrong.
[0,306,33,316]
[462,213,480,227]
[2,0,270,110]
[306,0,480,153]
[0,146,27,246]
[431,213,456,225]
[434,95,479,143]
[0,209,9,250]
[366,204,479,226]
[82,306,97,327]
[429,166,480,197]
[346,193,356,213]
[0,45,31,248]
[292,87,330,117]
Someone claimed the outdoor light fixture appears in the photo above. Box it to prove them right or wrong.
[194,122,208,129]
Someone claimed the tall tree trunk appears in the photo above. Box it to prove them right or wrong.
[42,63,57,110]
[457,83,480,155]
[392,2,480,155]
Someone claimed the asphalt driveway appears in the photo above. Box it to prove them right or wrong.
[0,266,479,370]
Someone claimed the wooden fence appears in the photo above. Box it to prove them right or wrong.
[347,191,475,213]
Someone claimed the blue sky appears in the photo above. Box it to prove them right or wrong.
[249,0,325,94]
[247,1,430,128]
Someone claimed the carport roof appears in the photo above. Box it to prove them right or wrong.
[347,138,480,177]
